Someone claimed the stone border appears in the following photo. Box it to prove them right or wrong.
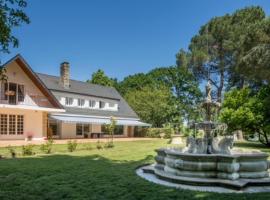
[136,164,270,193]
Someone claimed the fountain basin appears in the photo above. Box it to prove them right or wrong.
[155,148,269,180]
[138,148,270,191]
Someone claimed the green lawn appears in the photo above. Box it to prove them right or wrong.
[0,140,270,200]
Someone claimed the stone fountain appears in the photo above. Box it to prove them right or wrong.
[137,81,270,192]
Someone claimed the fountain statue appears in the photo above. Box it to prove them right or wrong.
[137,80,270,192]
[187,80,230,154]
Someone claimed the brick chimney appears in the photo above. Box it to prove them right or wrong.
[60,62,70,89]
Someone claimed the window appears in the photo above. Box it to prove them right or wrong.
[78,99,85,107]
[9,115,16,135]
[49,120,58,136]
[89,100,96,108]
[17,115,24,135]
[114,125,124,135]
[76,124,90,136]
[0,114,7,135]
[65,97,73,106]
[76,124,83,135]
[99,101,106,109]
[108,102,115,108]
[1,82,25,104]
[0,114,23,135]
[18,85,25,102]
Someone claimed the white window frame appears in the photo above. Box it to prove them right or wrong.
[78,99,85,107]
[89,100,96,108]
[65,97,73,106]
[99,101,106,109]
[108,102,115,108]
[1,82,25,104]
[0,114,24,135]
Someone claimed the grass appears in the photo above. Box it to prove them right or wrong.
[0,139,269,200]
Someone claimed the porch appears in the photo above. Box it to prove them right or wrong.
[48,114,150,139]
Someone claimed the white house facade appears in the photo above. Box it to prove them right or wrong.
[0,55,149,140]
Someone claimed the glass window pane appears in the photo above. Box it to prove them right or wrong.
[9,115,16,135]
[0,114,8,135]
[18,85,25,102]
[89,100,96,108]
[8,83,17,105]
[76,124,83,135]
[83,124,89,133]
[99,101,105,109]
[114,125,124,135]
[49,120,58,136]
[17,115,24,135]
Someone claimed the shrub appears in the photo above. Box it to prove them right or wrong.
[146,128,174,139]
[40,139,54,154]
[181,126,193,137]
[67,140,77,152]
[96,140,103,150]
[7,146,16,158]
[22,144,35,156]
[104,141,114,149]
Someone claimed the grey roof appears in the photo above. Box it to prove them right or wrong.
[37,73,139,119]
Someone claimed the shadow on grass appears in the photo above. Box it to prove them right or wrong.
[0,153,270,200]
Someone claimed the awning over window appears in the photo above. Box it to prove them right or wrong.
[49,115,151,127]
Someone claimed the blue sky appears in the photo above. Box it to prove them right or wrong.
[1,0,269,81]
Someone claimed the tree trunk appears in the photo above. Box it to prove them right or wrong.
[258,130,270,147]
[217,69,224,103]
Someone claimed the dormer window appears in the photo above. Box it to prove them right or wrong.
[78,99,85,107]
[89,100,96,108]
[99,101,105,109]
[65,97,73,106]
[108,102,115,108]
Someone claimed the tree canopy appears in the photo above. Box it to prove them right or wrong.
[220,86,270,146]
[0,0,30,80]
[87,69,115,87]
[124,86,176,127]
[189,6,270,102]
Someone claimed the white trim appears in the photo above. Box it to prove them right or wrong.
[0,104,65,113]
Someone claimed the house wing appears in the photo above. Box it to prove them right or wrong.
[1,54,63,109]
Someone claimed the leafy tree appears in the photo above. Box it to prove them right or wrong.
[0,0,30,80]
[149,65,202,122]
[104,116,116,144]
[228,6,270,87]
[117,73,155,95]
[189,13,233,103]
[188,6,270,101]
[220,86,270,146]
[87,69,115,87]
[125,86,177,127]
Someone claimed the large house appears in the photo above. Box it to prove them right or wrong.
[0,55,149,140]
